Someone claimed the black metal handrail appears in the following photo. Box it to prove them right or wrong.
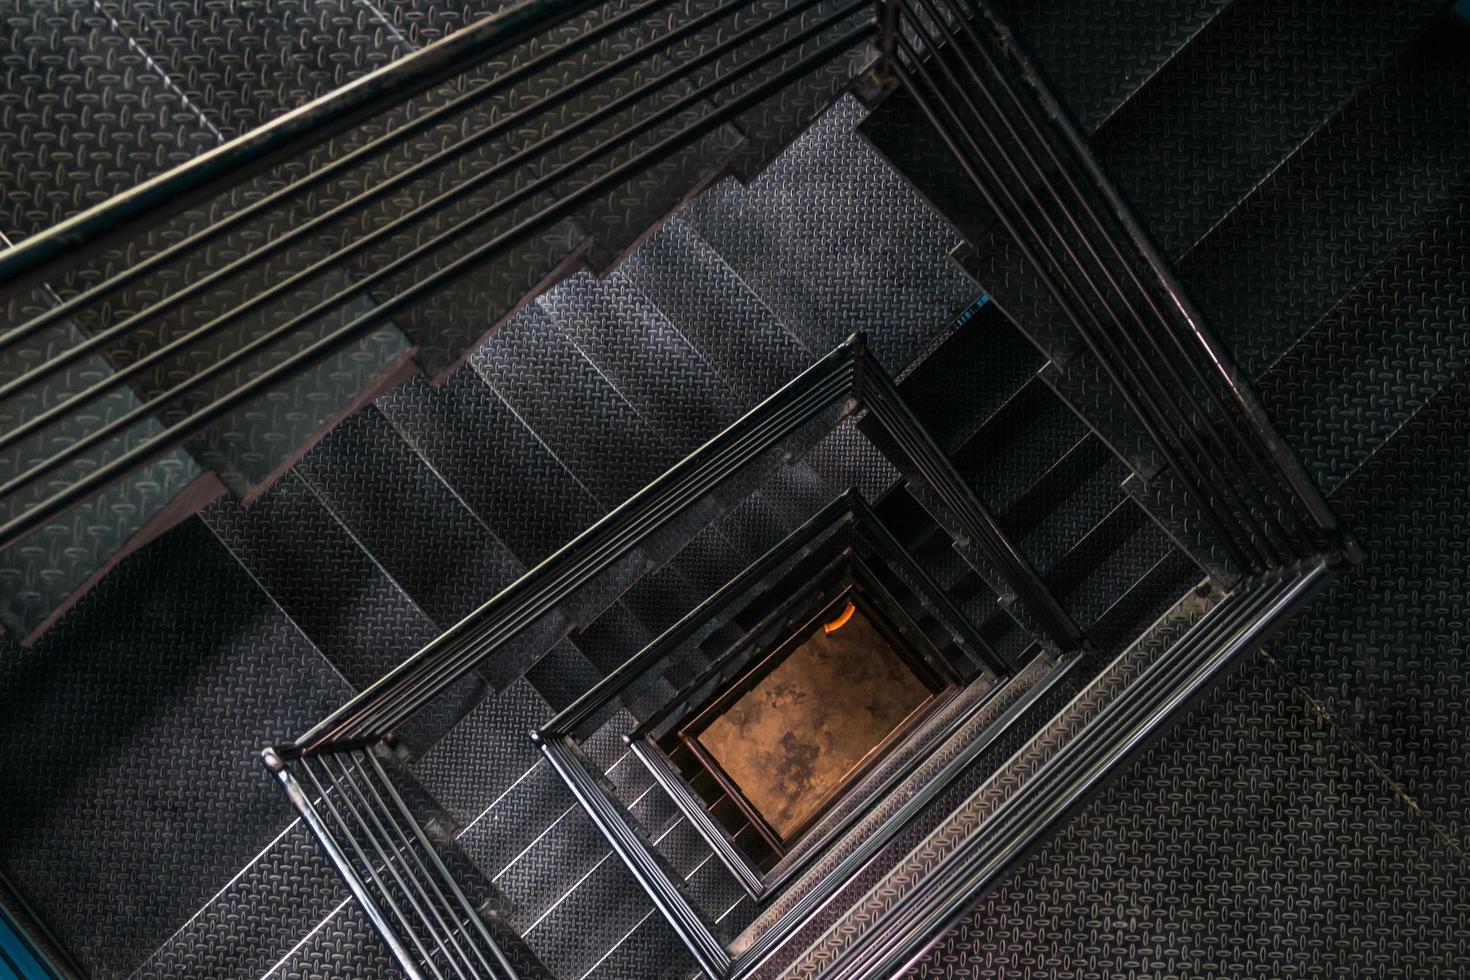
[263,747,527,980]
[0,0,877,554]
[0,0,598,292]
[536,527,1070,980]
[878,0,1342,576]
[282,336,1079,758]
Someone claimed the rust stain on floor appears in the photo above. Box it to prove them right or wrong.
[697,606,933,840]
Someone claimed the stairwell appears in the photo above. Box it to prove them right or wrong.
[0,0,1467,978]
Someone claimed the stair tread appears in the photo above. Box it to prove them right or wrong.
[0,301,216,641]
[953,378,1090,516]
[379,370,604,567]
[542,269,744,458]
[471,302,678,508]
[584,907,697,980]
[621,216,815,410]
[414,677,554,825]
[1254,181,1470,496]
[0,0,222,240]
[685,96,979,376]
[295,404,524,629]
[522,856,653,980]
[1006,0,1235,134]
[1181,15,1470,374]
[895,299,1045,454]
[0,519,352,977]
[482,792,609,930]
[129,820,344,980]
[201,472,438,690]
[269,899,407,980]
[959,0,1445,361]
[1090,0,1444,260]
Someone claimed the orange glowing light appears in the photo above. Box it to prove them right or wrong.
[823,601,856,634]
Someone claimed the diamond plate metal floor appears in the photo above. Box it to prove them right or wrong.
[0,518,352,979]
[906,648,1470,979]
[7,1,1470,976]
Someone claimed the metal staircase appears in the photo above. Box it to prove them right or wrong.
[2,0,1468,978]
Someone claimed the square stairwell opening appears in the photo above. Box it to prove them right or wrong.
[665,589,952,866]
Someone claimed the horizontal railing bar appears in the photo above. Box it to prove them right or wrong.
[848,492,1006,675]
[545,490,861,736]
[0,0,866,523]
[813,562,1328,980]
[363,751,521,979]
[536,735,731,976]
[910,0,1303,561]
[0,0,766,417]
[345,366,856,744]
[0,0,673,356]
[0,19,876,555]
[858,345,1086,649]
[0,0,601,291]
[887,26,1270,575]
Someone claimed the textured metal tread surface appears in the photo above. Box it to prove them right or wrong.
[758,566,1212,980]
[684,95,980,377]
[199,471,439,690]
[379,370,605,568]
[1253,182,1470,496]
[957,0,1445,362]
[0,288,215,641]
[894,300,1045,456]
[619,215,815,412]
[1265,372,1470,847]
[267,897,407,980]
[127,820,345,980]
[411,676,553,824]
[857,0,1233,277]
[950,379,1089,522]
[583,906,698,980]
[0,0,222,241]
[470,301,681,510]
[1001,0,1234,134]
[540,269,745,459]
[370,0,517,49]
[100,0,412,138]
[0,518,352,979]
[1087,0,1443,261]
[1182,15,1470,384]
[521,855,654,979]
[905,651,1470,979]
[182,319,419,499]
[294,404,526,630]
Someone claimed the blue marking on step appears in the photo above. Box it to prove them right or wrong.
[0,912,56,980]
[952,294,991,330]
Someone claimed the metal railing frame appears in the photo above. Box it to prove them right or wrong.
[876,0,1344,577]
[0,0,878,553]
[280,335,1079,760]
[263,747,526,980]
[811,558,1331,980]
[538,487,1000,898]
